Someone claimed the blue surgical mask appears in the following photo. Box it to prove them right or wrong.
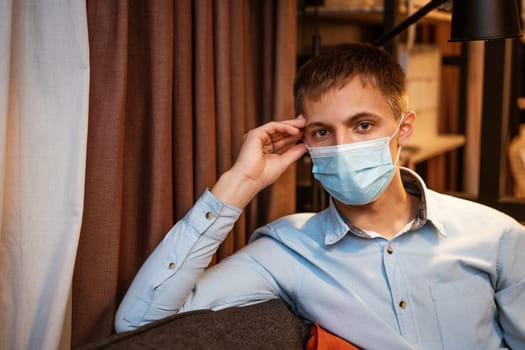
[307,120,403,205]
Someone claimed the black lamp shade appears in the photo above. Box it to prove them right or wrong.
[449,0,522,41]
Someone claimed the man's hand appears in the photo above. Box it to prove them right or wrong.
[212,117,307,209]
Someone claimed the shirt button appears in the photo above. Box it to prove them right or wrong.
[205,211,214,220]
[386,245,393,254]
[168,262,176,269]
[399,300,407,309]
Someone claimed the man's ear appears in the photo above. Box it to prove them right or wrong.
[397,111,415,147]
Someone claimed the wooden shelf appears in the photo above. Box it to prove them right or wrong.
[303,5,451,24]
[403,134,466,164]
[517,97,525,110]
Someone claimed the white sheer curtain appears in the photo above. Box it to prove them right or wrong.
[0,1,89,349]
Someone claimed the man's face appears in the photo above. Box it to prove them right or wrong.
[302,76,400,151]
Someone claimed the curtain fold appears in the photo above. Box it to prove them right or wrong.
[0,1,90,349]
[72,0,298,346]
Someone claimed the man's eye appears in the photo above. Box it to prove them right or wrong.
[313,129,330,137]
[356,122,372,131]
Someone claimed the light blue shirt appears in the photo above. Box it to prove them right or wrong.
[115,168,525,349]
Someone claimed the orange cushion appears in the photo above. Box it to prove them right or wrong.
[306,323,359,350]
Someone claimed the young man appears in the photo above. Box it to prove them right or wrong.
[115,43,525,349]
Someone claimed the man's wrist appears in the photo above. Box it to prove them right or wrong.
[211,169,261,209]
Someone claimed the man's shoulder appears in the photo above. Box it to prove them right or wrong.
[428,189,506,215]
[426,189,524,232]
[249,209,330,246]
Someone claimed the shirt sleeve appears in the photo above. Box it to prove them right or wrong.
[495,221,525,349]
[114,189,243,332]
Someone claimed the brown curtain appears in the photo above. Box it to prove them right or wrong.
[72,0,298,347]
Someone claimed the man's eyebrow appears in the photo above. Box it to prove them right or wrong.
[305,112,380,129]
[305,121,330,129]
[348,111,381,121]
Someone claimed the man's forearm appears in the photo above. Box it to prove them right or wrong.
[114,190,242,332]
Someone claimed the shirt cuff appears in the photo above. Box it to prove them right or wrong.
[182,189,242,239]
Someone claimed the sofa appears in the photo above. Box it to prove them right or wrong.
[79,299,310,349]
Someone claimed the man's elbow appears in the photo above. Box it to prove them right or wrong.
[114,319,132,334]
[114,297,181,333]
[114,306,138,333]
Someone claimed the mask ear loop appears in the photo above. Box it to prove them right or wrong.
[390,114,406,166]
[394,145,402,166]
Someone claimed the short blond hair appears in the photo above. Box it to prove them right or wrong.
[294,43,408,119]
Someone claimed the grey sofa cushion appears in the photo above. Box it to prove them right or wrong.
[79,299,310,349]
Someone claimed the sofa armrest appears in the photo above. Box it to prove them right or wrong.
[79,299,310,349]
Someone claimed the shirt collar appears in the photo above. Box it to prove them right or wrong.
[399,167,447,237]
[323,167,447,245]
